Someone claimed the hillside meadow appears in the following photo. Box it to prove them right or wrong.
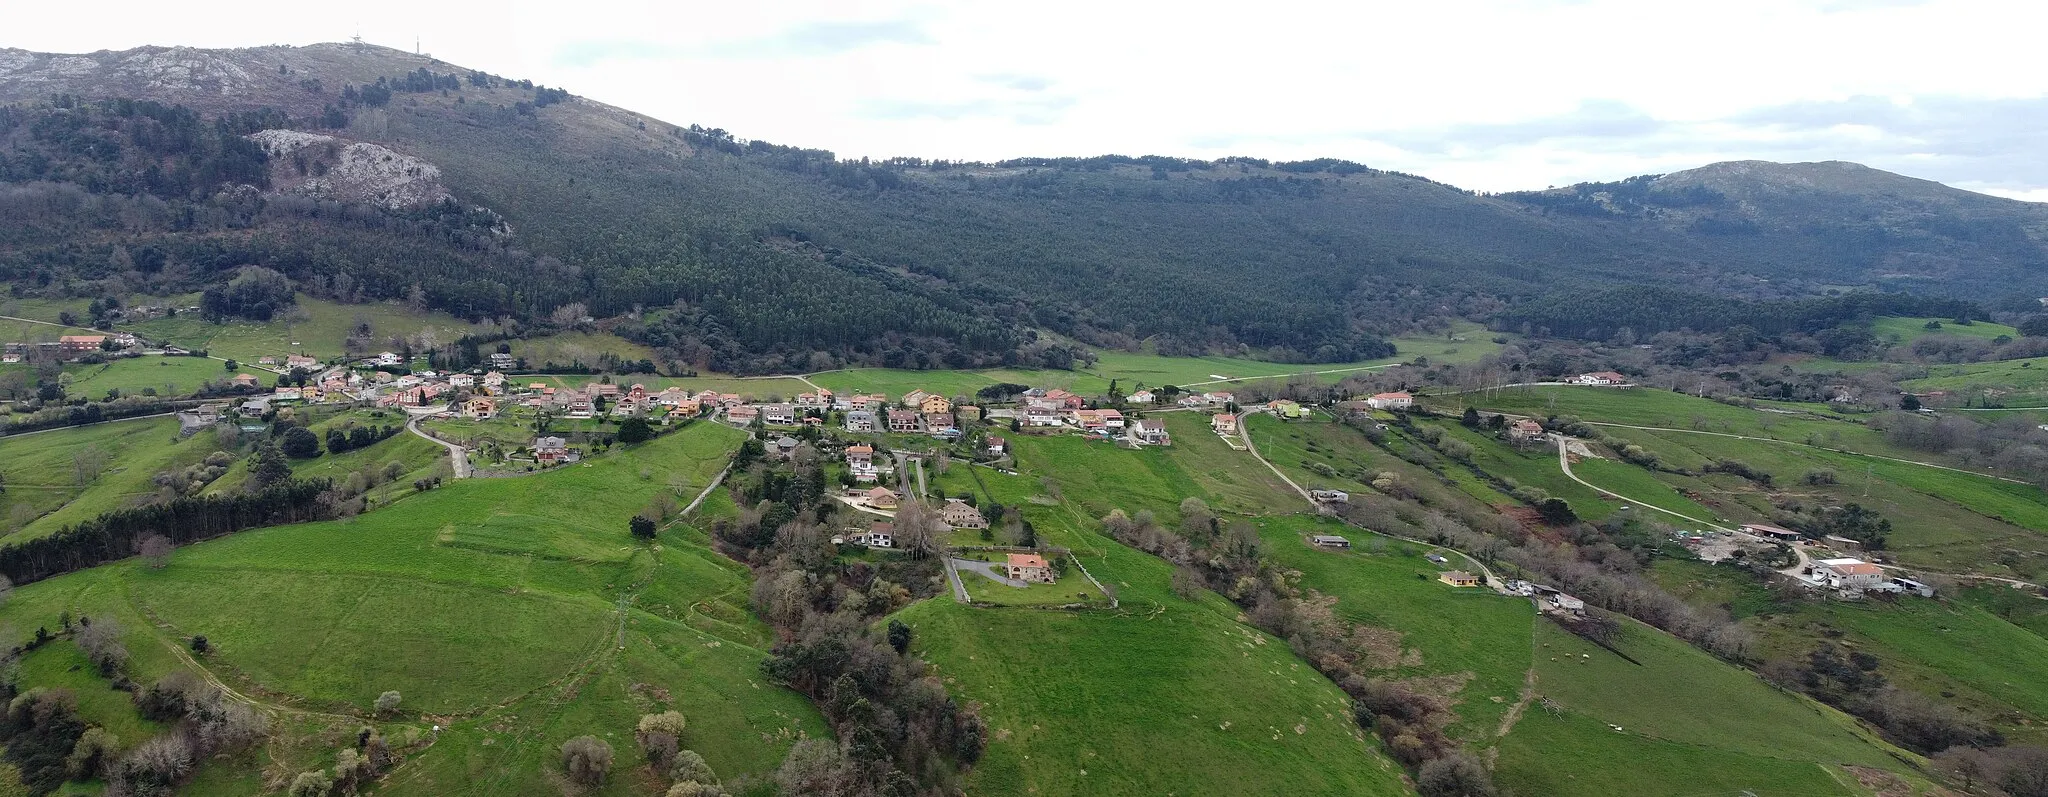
[0,421,824,794]
[0,416,214,543]
[128,295,487,364]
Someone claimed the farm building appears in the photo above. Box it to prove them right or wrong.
[1309,535,1351,549]
[940,499,989,529]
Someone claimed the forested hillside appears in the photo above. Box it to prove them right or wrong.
[4,43,2047,374]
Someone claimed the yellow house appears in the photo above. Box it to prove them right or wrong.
[920,394,952,414]
[1438,570,1480,588]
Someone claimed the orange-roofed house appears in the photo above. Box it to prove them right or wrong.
[1007,553,1056,584]
[1211,413,1237,434]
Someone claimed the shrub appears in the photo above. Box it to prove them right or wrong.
[1417,751,1497,797]
[560,735,614,785]
[374,690,402,717]
[669,748,718,784]
[289,769,334,797]
[66,726,118,780]
[75,617,129,676]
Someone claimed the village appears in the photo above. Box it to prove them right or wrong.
[18,337,1952,608]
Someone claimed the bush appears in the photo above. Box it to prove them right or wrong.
[1417,751,1498,797]
[637,710,687,767]
[374,690,402,717]
[289,769,334,797]
[561,735,614,785]
[669,748,718,784]
[1802,469,1839,485]
[66,726,118,780]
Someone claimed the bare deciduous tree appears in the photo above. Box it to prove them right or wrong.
[139,534,173,569]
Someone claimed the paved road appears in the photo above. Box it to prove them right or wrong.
[940,558,971,602]
[682,464,733,516]
[406,417,470,479]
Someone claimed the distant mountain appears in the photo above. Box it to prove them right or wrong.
[1,42,2044,372]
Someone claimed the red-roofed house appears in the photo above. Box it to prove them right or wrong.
[1007,553,1056,584]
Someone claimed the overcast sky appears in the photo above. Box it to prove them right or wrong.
[10,0,2048,199]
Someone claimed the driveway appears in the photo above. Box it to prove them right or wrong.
[949,557,1027,588]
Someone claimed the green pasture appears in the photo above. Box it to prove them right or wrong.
[0,421,813,793]
[0,416,214,544]
[129,296,486,363]
[1870,316,2020,344]
[1254,515,1536,740]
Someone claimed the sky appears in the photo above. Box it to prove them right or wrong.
[9,0,2048,199]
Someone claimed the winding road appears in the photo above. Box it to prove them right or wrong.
[1234,408,1506,588]
[405,417,470,479]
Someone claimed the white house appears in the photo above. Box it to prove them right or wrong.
[1570,371,1628,386]
[1819,558,1886,591]
[1365,392,1413,411]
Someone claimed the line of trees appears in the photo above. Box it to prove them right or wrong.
[0,477,331,585]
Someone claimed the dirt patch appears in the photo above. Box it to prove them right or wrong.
[1843,764,1954,797]
[1348,625,1408,670]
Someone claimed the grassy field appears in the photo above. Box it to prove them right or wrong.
[0,417,218,544]
[1254,515,1536,740]
[59,355,231,398]
[1567,458,1719,525]
[899,422,1414,795]
[816,324,1508,400]
[1494,619,1907,794]
[1902,355,2048,407]
[0,421,823,793]
[1495,708,1863,797]
[503,331,657,370]
[521,372,815,400]
[129,295,487,364]
[1870,316,2021,344]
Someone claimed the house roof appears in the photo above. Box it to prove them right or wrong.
[846,444,873,454]
[1829,562,1884,576]
[1371,392,1412,400]
[1310,535,1349,544]
[1213,413,1236,421]
[866,487,896,499]
[1007,553,1049,569]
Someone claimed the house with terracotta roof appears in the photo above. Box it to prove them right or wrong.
[1366,392,1413,410]
[1820,558,1886,590]
[1211,414,1238,434]
[887,409,922,433]
[985,436,1008,457]
[919,394,952,414]
[58,335,106,355]
[726,405,759,425]
[229,373,262,389]
[1508,419,1546,441]
[1007,553,1056,584]
[1438,570,1480,588]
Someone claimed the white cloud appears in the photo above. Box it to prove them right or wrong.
[5,0,2047,196]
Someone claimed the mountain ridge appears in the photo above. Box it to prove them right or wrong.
[1,41,2045,374]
